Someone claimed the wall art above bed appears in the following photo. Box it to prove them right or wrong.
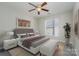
[16,18,31,28]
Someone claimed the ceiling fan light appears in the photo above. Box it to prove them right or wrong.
[36,7,41,11]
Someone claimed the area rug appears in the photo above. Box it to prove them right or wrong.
[8,47,33,56]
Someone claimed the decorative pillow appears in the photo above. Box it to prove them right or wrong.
[25,35,40,40]
[27,33,35,36]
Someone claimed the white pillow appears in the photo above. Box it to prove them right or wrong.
[17,33,26,38]
[17,33,26,36]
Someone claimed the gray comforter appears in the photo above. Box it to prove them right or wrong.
[22,35,49,48]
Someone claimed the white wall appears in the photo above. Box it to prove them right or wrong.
[0,6,36,46]
[0,6,35,31]
[35,11,73,42]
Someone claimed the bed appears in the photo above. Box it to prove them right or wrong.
[13,28,63,55]
[13,28,49,55]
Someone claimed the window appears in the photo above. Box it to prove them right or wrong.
[45,18,59,37]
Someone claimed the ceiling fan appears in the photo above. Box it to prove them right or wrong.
[28,2,49,15]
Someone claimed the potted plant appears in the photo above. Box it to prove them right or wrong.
[63,23,71,46]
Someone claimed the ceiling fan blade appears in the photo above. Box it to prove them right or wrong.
[41,2,47,7]
[38,11,40,15]
[28,9,35,12]
[28,3,37,8]
[42,8,49,12]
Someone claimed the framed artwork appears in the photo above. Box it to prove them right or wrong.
[16,18,31,28]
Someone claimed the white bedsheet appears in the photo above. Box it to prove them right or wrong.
[40,39,60,56]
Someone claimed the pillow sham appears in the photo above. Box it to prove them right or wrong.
[17,33,27,38]
[27,33,35,36]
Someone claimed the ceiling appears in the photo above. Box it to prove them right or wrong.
[0,2,75,17]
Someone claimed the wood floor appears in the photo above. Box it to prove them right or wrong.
[0,46,76,56]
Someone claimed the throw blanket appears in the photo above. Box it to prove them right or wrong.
[22,35,45,48]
